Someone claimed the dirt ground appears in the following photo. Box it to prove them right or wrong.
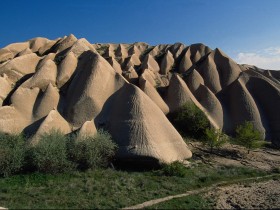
[189,141,280,209]
[188,141,280,171]
[207,179,280,209]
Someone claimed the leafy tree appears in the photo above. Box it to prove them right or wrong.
[235,121,265,154]
[31,130,74,174]
[0,133,26,177]
[203,128,228,153]
[69,130,118,170]
[173,102,210,138]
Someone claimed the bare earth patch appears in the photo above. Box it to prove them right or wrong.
[188,141,280,171]
[189,141,280,209]
[207,179,280,209]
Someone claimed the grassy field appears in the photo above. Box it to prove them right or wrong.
[0,164,270,209]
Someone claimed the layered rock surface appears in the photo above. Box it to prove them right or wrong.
[0,35,279,164]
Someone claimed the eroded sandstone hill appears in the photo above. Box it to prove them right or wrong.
[0,34,279,163]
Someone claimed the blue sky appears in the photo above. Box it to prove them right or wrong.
[1,0,280,69]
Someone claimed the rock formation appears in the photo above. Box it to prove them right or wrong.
[0,35,279,164]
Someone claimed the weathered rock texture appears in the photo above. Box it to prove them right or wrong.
[0,35,279,163]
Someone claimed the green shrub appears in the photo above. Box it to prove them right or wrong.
[160,161,187,177]
[0,133,26,177]
[234,121,265,154]
[173,102,210,138]
[203,128,228,153]
[31,130,74,174]
[70,130,117,170]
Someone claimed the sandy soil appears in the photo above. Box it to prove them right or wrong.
[207,179,280,209]
[188,141,280,171]
[188,141,280,209]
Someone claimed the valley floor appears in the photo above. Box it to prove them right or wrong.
[0,141,279,209]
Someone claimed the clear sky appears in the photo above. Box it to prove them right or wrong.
[1,0,280,69]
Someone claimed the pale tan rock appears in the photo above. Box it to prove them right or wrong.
[22,59,57,89]
[141,54,160,72]
[185,69,205,93]
[4,42,29,55]
[107,57,123,74]
[214,48,242,88]
[244,73,280,145]
[10,86,40,120]
[0,49,13,63]
[195,84,223,129]
[179,48,192,73]
[1,36,280,152]
[0,74,12,100]
[67,38,97,57]
[0,106,29,134]
[29,37,50,52]
[166,74,219,128]
[53,34,78,53]
[196,53,222,93]
[115,44,128,60]
[57,52,78,88]
[192,51,201,63]
[31,110,72,144]
[33,83,60,120]
[160,50,174,75]
[18,48,33,56]
[128,45,141,56]
[218,75,265,136]
[133,42,149,53]
[169,43,185,59]
[38,40,58,55]
[190,43,212,59]
[103,45,115,58]
[123,66,138,83]
[125,54,141,67]
[65,51,126,127]
[77,120,97,138]
[0,53,41,75]
[165,74,194,112]
[142,69,164,87]
[98,83,192,163]
[139,77,169,114]
[148,44,170,57]
[140,70,157,86]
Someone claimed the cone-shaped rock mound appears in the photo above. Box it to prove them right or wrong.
[0,35,280,164]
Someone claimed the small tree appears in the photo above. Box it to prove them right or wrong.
[204,128,227,153]
[235,121,264,154]
[173,102,210,138]
[31,130,74,174]
[70,130,118,170]
[0,133,26,177]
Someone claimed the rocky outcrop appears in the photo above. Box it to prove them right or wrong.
[1,35,279,162]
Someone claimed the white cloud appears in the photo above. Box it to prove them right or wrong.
[235,47,280,70]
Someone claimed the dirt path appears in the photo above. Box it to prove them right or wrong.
[123,174,279,209]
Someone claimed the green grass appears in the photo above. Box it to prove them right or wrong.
[0,164,269,209]
[147,194,214,209]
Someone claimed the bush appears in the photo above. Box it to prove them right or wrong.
[70,130,117,170]
[173,102,210,138]
[235,121,265,154]
[31,130,74,174]
[203,128,228,153]
[0,133,26,177]
[160,161,187,177]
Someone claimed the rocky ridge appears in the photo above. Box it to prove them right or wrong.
[0,34,279,163]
